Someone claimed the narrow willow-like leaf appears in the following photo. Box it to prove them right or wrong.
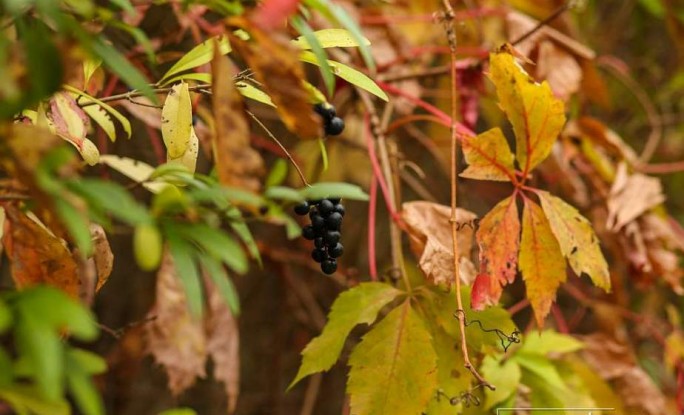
[161,82,193,159]
[160,36,232,85]
[291,16,335,96]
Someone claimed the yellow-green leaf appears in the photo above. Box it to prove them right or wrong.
[78,138,100,166]
[460,127,516,181]
[159,36,231,85]
[299,51,388,101]
[64,85,133,139]
[167,127,199,173]
[481,354,521,410]
[236,81,275,107]
[99,155,168,193]
[82,103,116,142]
[489,49,566,173]
[519,198,567,326]
[517,329,584,356]
[161,82,193,159]
[536,191,611,291]
[347,301,437,415]
[290,282,402,388]
[291,28,370,49]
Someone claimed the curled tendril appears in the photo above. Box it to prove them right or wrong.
[433,385,482,409]
[453,309,521,352]
[454,218,480,232]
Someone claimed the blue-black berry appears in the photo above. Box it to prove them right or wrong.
[294,201,310,215]
[314,103,336,120]
[333,203,345,217]
[325,117,345,136]
[329,242,344,258]
[323,230,341,245]
[318,199,334,215]
[314,237,324,249]
[311,214,325,230]
[311,248,328,263]
[302,225,316,240]
[325,212,343,230]
[321,258,337,275]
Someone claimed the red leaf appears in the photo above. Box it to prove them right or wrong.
[252,0,301,31]
[471,273,499,310]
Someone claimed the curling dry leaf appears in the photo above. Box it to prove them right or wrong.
[161,82,193,159]
[145,251,207,395]
[90,223,113,292]
[401,201,477,285]
[489,48,566,173]
[537,190,610,291]
[607,163,665,231]
[347,301,437,415]
[228,17,321,140]
[2,204,80,297]
[472,196,520,309]
[49,92,100,165]
[204,274,240,413]
[460,128,516,182]
[210,43,264,192]
[519,198,566,326]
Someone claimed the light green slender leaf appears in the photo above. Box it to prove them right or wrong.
[0,385,70,415]
[347,301,437,415]
[236,81,275,107]
[290,282,403,387]
[292,28,370,49]
[161,72,212,86]
[64,85,132,139]
[299,51,387,101]
[160,36,231,85]
[175,224,248,275]
[167,232,203,318]
[300,181,369,201]
[291,16,335,96]
[53,198,93,255]
[65,349,105,415]
[200,256,240,315]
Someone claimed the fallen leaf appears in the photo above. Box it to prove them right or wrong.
[537,190,611,290]
[161,82,193,159]
[489,48,566,173]
[228,17,321,139]
[120,97,162,129]
[519,197,567,326]
[607,163,665,231]
[460,127,516,182]
[91,224,113,292]
[473,196,520,309]
[204,274,240,413]
[2,204,80,297]
[210,42,264,192]
[401,201,477,285]
[145,250,207,395]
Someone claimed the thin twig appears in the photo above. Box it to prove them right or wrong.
[246,110,310,187]
[79,84,212,107]
[508,3,570,46]
[440,0,495,391]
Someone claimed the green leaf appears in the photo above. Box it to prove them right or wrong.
[161,72,212,86]
[109,0,135,13]
[264,186,304,202]
[265,159,289,188]
[158,409,198,415]
[514,353,568,392]
[290,282,403,387]
[175,223,248,275]
[200,256,240,315]
[53,198,93,255]
[291,28,370,49]
[14,313,63,400]
[0,348,13,386]
[67,178,152,226]
[480,355,521,410]
[0,299,11,333]
[17,287,98,340]
[167,231,204,318]
[300,181,369,201]
[422,327,469,415]
[291,16,335,96]
[65,349,105,415]
[0,385,70,415]
[99,155,168,193]
[517,329,584,356]
[236,81,275,107]
[160,36,231,85]
[347,301,437,415]
[299,51,387,101]
[518,363,568,409]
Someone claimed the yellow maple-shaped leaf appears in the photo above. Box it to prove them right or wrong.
[461,127,516,182]
[519,198,567,326]
[476,196,520,299]
[161,82,193,159]
[536,191,611,291]
[489,48,566,173]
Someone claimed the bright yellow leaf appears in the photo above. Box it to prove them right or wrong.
[161,82,193,159]
[461,127,516,182]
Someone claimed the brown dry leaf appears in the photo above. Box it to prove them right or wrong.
[506,11,594,101]
[204,274,240,413]
[401,201,477,285]
[228,17,321,140]
[607,163,665,232]
[91,223,113,291]
[580,333,667,415]
[2,204,80,297]
[210,41,264,192]
[145,250,207,395]
[120,97,163,129]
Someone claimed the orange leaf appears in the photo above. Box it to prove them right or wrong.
[228,17,321,140]
[489,48,566,173]
[473,196,520,308]
[2,204,80,297]
[518,197,566,326]
[210,40,264,191]
[461,128,516,182]
[536,190,611,291]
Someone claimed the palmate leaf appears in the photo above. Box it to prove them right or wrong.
[347,300,437,415]
[460,127,516,182]
[289,282,402,388]
[480,355,521,410]
[488,48,566,173]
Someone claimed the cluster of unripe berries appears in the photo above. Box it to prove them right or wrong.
[294,198,345,275]
[314,103,344,136]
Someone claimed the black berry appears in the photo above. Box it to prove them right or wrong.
[302,225,316,240]
[294,201,310,215]
[314,103,336,120]
[333,203,345,217]
[323,230,341,245]
[321,258,337,275]
[311,248,328,263]
[329,242,344,258]
[325,212,343,230]
[314,237,324,249]
[311,214,326,230]
[318,199,334,215]
[325,117,345,136]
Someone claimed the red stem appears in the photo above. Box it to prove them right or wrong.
[364,112,400,221]
[145,124,166,164]
[368,175,378,281]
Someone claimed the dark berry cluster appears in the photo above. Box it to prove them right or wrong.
[314,103,345,136]
[294,198,345,275]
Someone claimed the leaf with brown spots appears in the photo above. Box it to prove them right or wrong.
[227,17,321,140]
[210,40,264,192]
[2,204,80,297]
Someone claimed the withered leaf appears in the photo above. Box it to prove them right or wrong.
[228,17,321,140]
[91,223,113,292]
[607,163,665,231]
[210,40,264,192]
[2,204,80,297]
